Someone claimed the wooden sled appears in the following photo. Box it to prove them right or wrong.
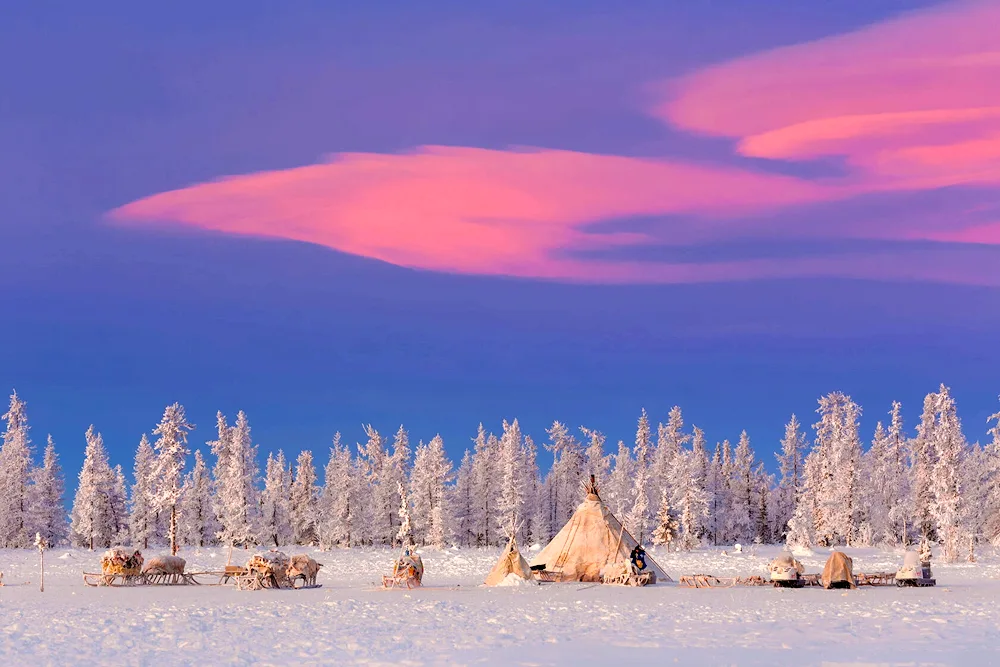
[82,571,219,587]
[680,573,825,589]
[856,572,896,587]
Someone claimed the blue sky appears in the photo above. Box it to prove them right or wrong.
[3,0,999,481]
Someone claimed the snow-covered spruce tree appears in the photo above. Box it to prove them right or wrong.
[753,463,774,543]
[259,451,293,547]
[0,391,33,548]
[410,435,453,547]
[718,440,735,544]
[884,402,912,545]
[651,488,678,550]
[178,449,215,547]
[358,424,392,545]
[545,421,584,532]
[395,481,415,548]
[385,425,412,542]
[626,410,652,543]
[910,392,939,541]
[706,444,724,545]
[29,435,67,546]
[960,442,992,560]
[521,435,545,545]
[470,424,498,546]
[318,433,356,548]
[110,465,130,545]
[150,403,193,555]
[70,426,117,549]
[214,411,260,548]
[129,434,158,548]
[451,449,474,547]
[290,449,319,545]
[672,450,708,550]
[496,419,526,539]
[605,440,633,520]
[689,427,712,538]
[581,427,610,487]
[774,414,807,540]
[811,392,862,546]
[655,406,690,510]
[927,385,968,563]
[727,431,755,543]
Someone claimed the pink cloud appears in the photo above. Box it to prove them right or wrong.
[111,1,1000,284]
[111,146,840,282]
[660,0,1000,194]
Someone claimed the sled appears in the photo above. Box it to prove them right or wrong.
[82,571,220,587]
[856,572,896,587]
[679,574,768,588]
[679,573,825,589]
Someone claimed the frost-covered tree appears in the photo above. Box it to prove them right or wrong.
[522,435,546,545]
[911,393,939,541]
[545,421,584,532]
[178,449,215,547]
[358,425,394,545]
[129,434,158,548]
[318,433,357,548]
[605,440,633,520]
[260,451,293,547]
[213,411,259,547]
[395,481,415,547]
[926,385,968,562]
[672,450,709,550]
[581,427,610,486]
[0,391,33,548]
[728,431,755,543]
[29,436,66,546]
[451,449,474,547]
[809,392,862,545]
[651,488,678,549]
[385,425,412,540]
[774,415,806,539]
[70,427,118,549]
[290,450,319,545]
[149,403,193,555]
[864,403,911,546]
[655,406,689,507]
[496,419,526,538]
[410,435,452,547]
[470,424,498,546]
[626,410,652,542]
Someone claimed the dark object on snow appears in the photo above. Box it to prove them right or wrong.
[630,545,647,572]
[530,563,547,571]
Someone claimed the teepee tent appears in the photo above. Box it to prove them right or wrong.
[484,533,532,586]
[530,476,670,583]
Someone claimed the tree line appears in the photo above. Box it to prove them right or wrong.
[0,386,997,561]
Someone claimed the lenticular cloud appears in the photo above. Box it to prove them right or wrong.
[111,1,1000,285]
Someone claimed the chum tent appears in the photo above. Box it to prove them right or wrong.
[484,534,533,586]
[530,476,670,583]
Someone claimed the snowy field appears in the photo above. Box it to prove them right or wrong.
[2,545,999,666]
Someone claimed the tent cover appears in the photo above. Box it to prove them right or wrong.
[530,479,670,583]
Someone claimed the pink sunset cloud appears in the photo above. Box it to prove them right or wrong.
[111,1,1000,284]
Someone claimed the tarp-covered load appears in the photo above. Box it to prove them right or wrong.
[895,550,935,587]
[821,551,856,589]
[484,535,532,586]
[530,476,669,584]
[769,552,805,586]
[102,547,143,576]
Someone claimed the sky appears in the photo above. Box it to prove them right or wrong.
[3,0,1000,484]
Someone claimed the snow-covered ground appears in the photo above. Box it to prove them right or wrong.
[1,544,998,666]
